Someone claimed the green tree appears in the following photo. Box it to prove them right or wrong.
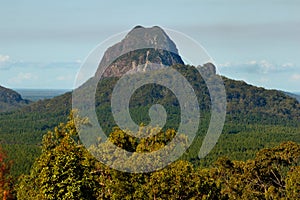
[17,111,100,200]
[90,126,226,199]
[285,166,300,199]
[139,160,226,200]
[212,142,300,199]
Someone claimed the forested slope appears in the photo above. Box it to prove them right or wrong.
[0,86,30,112]
[0,65,299,177]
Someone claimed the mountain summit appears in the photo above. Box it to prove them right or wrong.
[96,26,184,77]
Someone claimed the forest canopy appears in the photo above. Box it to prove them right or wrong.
[7,112,299,200]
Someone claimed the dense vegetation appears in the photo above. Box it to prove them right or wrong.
[1,25,298,198]
[0,113,296,199]
[0,65,299,178]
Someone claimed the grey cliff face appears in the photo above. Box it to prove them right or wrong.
[95,26,184,78]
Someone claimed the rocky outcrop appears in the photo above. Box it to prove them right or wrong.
[96,26,184,77]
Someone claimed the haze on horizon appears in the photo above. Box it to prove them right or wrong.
[0,0,299,92]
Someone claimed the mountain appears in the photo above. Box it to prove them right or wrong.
[96,25,184,77]
[1,26,299,137]
[1,26,300,177]
[0,85,30,112]
[1,64,299,139]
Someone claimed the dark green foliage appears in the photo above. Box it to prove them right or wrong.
[1,144,40,178]
[0,65,299,179]
[15,115,300,199]
[224,78,300,121]
[17,115,226,199]
[211,142,300,199]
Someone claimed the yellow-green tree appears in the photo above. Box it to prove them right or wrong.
[17,112,100,200]
[211,141,300,199]
[138,160,226,200]
[15,110,300,200]
[90,126,226,199]
[285,166,300,199]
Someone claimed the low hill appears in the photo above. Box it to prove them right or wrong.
[0,85,31,112]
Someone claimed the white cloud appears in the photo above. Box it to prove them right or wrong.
[56,74,74,81]
[218,62,231,67]
[8,72,38,84]
[0,55,9,63]
[259,60,274,73]
[0,55,10,70]
[75,59,82,64]
[44,61,82,69]
[219,60,296,74]
[291,74,300,80]
[259,77,269,82]
[247,60,257,65]
[282,62,294,68]
[217,60,300,91]
[0,58,83,72]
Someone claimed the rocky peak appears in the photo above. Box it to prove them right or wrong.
[123,25,180,53]
[95,26,184,77]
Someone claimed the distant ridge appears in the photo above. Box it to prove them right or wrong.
[0,85,30,112]
[284,91,300,103]
[15,89,70,102]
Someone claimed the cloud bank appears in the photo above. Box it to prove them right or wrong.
[218,60,299,92]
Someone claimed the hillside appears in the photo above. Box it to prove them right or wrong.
[0,64,299,143]
[0,26,299,177]
[0,85,31,112]
[1,65,300,177]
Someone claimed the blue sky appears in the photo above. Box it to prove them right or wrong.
[0,0,299,92]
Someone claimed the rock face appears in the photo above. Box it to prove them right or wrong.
[0,85,30,112]
[96,26,184,77]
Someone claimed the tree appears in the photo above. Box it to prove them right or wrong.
[211,142,300,199]
[0,146,13,200]
[90,126,226,199]
[285,166,300,199]
[17,111,100,200]
[15,109,300,199]
[139,160,226,200]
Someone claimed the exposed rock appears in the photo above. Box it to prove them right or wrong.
[96,26,184,78]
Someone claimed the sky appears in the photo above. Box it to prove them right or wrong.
[0,0,299,92]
